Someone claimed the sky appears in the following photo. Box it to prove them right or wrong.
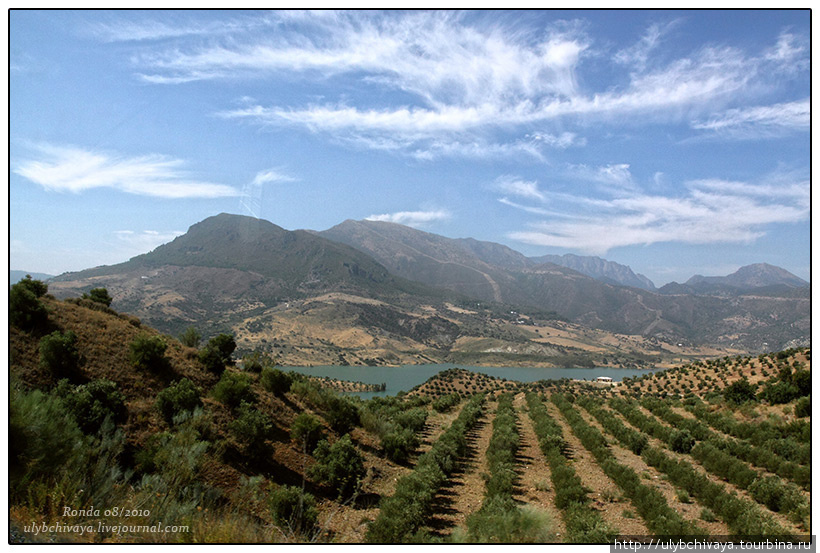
[9,10,811,286]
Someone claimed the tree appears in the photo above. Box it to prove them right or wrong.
[260,367,293,396]
[83,287,113,307]
[156,379,202,425]
[199,333,236,374]
[129,333,169,372]
[309,435,365,499]
[211,371,256,409]
[39,330,81,379]
[723,378,757,405]
[16,275,48,297]
[269,485,318,537]
[290,413,325,452]
[230,401,272,458]
[178,327,201,348]
[10,279,49,331]
[55,379,127,435]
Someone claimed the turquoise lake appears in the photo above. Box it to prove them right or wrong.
[286,364,664,399]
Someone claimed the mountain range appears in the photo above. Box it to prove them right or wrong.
[46,213,809,360]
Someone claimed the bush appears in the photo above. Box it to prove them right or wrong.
[83,287,112,307]
[10,384,87,490]
[230,401,272,454]
[10,279,49,331]
[178,327,201,348]
[260,367,293,396]
[381,427,419,463]
[794,396,810,418]
[129,333,169,372]
[432,393,460,413]
[670,430,696,454]
[55,379,127,435]
[199,334,236,373]
[269,485,318,537]
[310,434,365,499]
[212,372,256,409]
[290,413,325,452]
[156,379,202,425]
[324,397,360,435]
[242,351,275,373]
[759,381,800,405]
[724,378,757,405]
[39,330,81,380]
[16,275,48,297]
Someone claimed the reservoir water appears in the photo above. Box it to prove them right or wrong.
[286,364,665,399]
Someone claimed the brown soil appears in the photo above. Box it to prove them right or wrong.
[621,404,804,534]
[512,393,564,541]
[576,403,731,536]
[543,399,649,536]
[426,399,497,537]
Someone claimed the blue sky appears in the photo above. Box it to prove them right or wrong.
[9,10,810,286]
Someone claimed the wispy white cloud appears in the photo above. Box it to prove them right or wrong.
[493,175,546,202]
[614,20,679,72]
[691,99,809,137]
[252,168,298,185]
[507,171,808,254]
[14,143,238,199]
[365,209,451,227]
[112,12,806,158]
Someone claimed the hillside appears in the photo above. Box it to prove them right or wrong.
[319,219,809,351]
[47,214,809,354]
[9,285,811,543]
[529,253,656,290]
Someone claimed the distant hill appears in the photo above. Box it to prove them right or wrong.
[10,270,54,284]
[47,214,810,353]
[49,213,448,335]
[660,263,808,296]
[528,253,655,290]
[686,263,808,289]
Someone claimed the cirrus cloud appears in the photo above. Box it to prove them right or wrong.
[14,143,239,199]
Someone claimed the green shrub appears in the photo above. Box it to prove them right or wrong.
[199,334,236,373]
[670,430,696,454]
[242,351,275,373]
[16,275,48,297]
[260,367,293,396]
[381,427,419,463]
[55,379,127,435]
[10,279,49,331]
[82,287,113,307]
[310,435,365,499]
[723,378,757,405]
[794,396,810,418]
[324,397,360,435]
[156,379,202,425]
[432,393,460,413]
[10,384,87,492]
[230,401,272,455]
[178,326,201,348]
[129,333,169,372]
[39,330,81,379]
[290,413,325,452]
[212,371,256,409]
[269,485,318,537]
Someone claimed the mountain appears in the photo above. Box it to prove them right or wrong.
[319,219,808,350]
[49,213,449,335]
[47,214,809,354]
[686,263,808,290]
[10,270,54,284]
[528,253,656,290]
[320,219,529,303]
